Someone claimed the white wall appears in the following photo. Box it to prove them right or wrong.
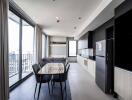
[114,67,132,100]
[50,36,66,42]
[49,36,66,58]
[50,44,66,57]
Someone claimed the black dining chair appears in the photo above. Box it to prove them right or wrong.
[51,64,70,93]
[64,59,68,67]
[38,60,47,68]
[32,64,52,100]
[63,59,68,72]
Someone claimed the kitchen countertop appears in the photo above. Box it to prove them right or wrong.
[78,55,95,61]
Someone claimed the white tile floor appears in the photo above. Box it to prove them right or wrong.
[69,63,116,100]
[10,63,117,100]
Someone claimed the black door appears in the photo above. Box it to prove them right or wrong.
[106,26,114,94]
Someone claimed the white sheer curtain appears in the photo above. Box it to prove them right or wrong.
[42,34,46,58]
[0,0,9,100]
[35,25,42,63]
[46,36,50,58]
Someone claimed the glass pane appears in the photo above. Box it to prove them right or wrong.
[69,41,77,56]
[42,34,46,58]
[8,11,20,86]
[22,20,35,78]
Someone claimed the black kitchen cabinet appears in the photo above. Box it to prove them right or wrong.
[88,31,93,48]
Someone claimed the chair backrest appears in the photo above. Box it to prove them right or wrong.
[42,58,66,63]
[63,59,68,71]
[32,64,40,74]
[65,64,70,80]
[39,60,47,68]
[65,59,68,66]
[32,64,41,82]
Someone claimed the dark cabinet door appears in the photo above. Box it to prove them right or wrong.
[88,31,93,48]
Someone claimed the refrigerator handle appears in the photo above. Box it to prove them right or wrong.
[106,53,108,63]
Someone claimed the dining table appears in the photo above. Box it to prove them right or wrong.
[38,63,65,100]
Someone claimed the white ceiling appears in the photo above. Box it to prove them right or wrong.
[75,0,125,39]
[13,0,124,38]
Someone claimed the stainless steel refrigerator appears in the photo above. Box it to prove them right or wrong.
[95,40,113,93]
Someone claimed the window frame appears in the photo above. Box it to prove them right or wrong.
[9,6,35,91]
[9,3,35,27]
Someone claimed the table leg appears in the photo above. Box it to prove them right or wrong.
[48,82,50,94]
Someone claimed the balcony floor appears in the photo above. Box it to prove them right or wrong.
[9,72,31,86]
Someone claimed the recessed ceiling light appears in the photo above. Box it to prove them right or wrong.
[57,20,60,23]
[78,17,82,20]
[74,26,77,29]
[56,17,59,20]
[53,0,56,1]
[56,17,61,23]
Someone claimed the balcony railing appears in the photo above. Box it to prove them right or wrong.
[9,53,34,78]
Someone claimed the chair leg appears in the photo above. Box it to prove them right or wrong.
[34,83,37,98]
[64,81,67,99]
[64,81,67,92]
[53,82,55,86]
[37,83,41,100]
[60,82,63,100]
[48,82,50,94]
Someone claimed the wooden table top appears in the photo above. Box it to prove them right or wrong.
[38,63,64,75]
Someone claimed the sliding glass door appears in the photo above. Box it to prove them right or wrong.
[8,10,35,87]
[8,11,20,86]
[22,20,35,78]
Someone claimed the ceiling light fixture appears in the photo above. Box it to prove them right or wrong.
[74,26,77,29]
[57,19,60,23]
[78,17,82,20]
[56,17,60,23]
[56,17,59,20]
